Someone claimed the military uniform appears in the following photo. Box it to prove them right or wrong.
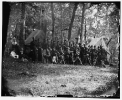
[93,46,97,66]
[38,46,43,62]
[45,48,51,63]
[82,45,87,64]
[74,47,82,65]
[96,46,101,66]
[52,48,58,64]
[90,46,94,65]
[58,47,65,64]
[30,38,37,61]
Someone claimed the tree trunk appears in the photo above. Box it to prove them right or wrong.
[51,3,55,41]
[24,9,26,40]
[60,3,63,42]
[80,3,85,45]
[68,3,78,41]
[39,7,47,44]
[19,3,25,47]
[84,19,87,44]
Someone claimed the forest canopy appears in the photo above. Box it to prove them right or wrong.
[5,2,120,57]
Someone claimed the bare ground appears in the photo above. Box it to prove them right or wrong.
[2,57,119,97]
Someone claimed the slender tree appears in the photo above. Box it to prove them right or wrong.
[51,3,55,40]
[84,19,87,44]
[19,3,25,47]
[80,3,85,45]
[60,3,63,42]
[68,3,79,40]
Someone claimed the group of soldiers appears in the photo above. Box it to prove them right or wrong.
[22,38,108,66]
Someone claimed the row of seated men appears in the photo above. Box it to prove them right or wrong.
[20,39,108,66]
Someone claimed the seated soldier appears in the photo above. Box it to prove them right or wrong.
[11,41,21,59]
[52,47,58,64]
[10,50,19,59]
[19,47,30,61]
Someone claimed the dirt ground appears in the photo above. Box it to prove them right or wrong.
[2,57,119,97]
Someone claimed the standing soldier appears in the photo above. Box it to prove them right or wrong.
[65,46,71,64]
[58,46,65,64]
[74,45,82,65]
[48,46,53,63]
[63,40,68,52]
[90,45,94,65]
[70,42,75,64]
[30,37,36,62]
[96,46,101,66]
[82,44,86,64]
[79,43,83,62]
[75,38,78,46]
[93,46,97,66]
[38,45,43,62]
[45,47,51,63]
[56,41,60,51]
[100,46,106,67]
[51,40,55,49]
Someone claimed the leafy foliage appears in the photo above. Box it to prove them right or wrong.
[6,2,120,54]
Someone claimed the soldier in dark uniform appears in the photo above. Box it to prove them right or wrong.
[38,45,43,62]
[96,46,101,66]
[58,46,65,64]
[48,46,53,63]
[51,40,55,49]
[75,38,78,46]
[63,40,68,52]
[93,46,97,66]
[74,45,82,65]
[72,41,75,48]
[87,45,91,65]
[69,42,75,64]
[60,40,63,48]
[82,44,87,64]
[56,41,60,51]
[79,43,84,64]
[100,46,107,67]
[30,37,36,62]
[90,45,94,65]
[45,47,51,63]
[65,46,71,64]
[34,40,39,61]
